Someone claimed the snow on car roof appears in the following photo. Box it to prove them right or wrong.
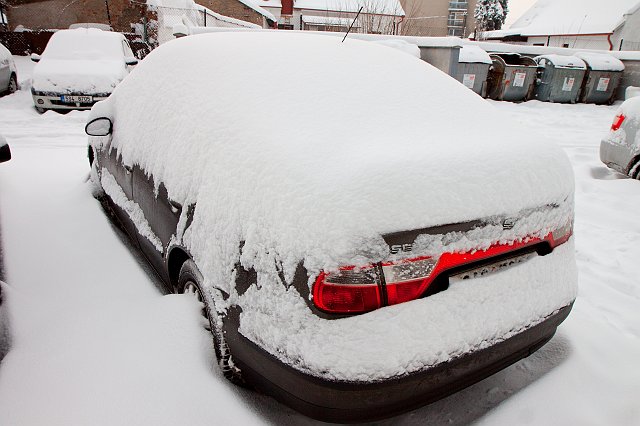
[535,54,586,69]
[574,52,625,72]
[95,32,573,276]
[459,45,491,64]
[42,28,125,61]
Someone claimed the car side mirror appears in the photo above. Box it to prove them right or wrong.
[125,57,138,66]
[85,117,113,136]
[0,143,11,163]
[31,53,41,63]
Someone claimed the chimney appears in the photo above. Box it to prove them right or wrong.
[281,0,294,16]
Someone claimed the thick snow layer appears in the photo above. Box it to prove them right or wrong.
[240,242,576,381]
[508,0,639,35]
[574,52,625,72]
[91,32,574,292]
[372,38,420,57]
[1,57,640,423]
[535,54,586,70]
[32,29,129,94]
[459,45,492,64]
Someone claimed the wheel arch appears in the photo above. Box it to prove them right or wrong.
[167,246,191,290]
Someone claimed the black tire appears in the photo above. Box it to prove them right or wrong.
[35,106,46,114]
[7,74,17,94]
[630,161,640,180]
[178,260,245,386]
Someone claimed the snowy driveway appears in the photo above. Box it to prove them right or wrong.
[0,58,639,425]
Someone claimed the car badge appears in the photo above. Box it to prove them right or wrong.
[502,218,516,230]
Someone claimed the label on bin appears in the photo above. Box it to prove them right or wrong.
[597,77,610,92]
[562,77,575,91]
[463,74,476,88]
[513,72,526,87]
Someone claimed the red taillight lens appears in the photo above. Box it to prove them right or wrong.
[611,114,625,131]
[313,267,382,313]
[382,256,437,305]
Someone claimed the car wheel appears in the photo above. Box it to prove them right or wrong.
[178,259,246,386]
[35,106,46,114]
[7,74,17,94]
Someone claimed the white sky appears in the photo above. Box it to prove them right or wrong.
[504,0,537,28]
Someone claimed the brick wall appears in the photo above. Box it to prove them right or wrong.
[5,0,150,32]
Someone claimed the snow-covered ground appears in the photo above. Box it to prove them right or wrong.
[0,56,638,425]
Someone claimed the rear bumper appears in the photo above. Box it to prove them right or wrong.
[600,137,634,175]
[229,303,572,423]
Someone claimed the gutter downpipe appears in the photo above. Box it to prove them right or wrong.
[607,33,613,50]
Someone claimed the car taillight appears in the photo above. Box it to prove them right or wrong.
[611,114,625,131]
[313,221,574,314]
[382,256,438,306]
[313,266,382,313]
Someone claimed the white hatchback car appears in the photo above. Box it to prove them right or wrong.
[31,28,137,112]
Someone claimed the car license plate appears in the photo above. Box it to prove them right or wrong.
[61,95,93,103]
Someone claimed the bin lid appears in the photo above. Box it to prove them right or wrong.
[459,45,492,64]
[574,52,624,71]
[535,54,586,69]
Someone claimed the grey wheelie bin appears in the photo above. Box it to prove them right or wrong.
[575,52,624,104]
[455,45,492,97]
[534,54,586,103]
[486,53,538,102]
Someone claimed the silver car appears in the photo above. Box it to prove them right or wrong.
[0,42,18,96]
[600,93,640,177]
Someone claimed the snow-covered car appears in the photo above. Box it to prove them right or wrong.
[600,94,640,177]
[0,42,18,96]
[0,134,10,163]
[86,32,577,422]
[31,28,137,113]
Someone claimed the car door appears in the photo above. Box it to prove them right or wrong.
[132,165,182,280]
[94,141,137,241]
[0,50,10,91]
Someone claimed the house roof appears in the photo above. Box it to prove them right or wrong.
[147,0,276,22]
[259,0,405,16]
[486,0,640,38]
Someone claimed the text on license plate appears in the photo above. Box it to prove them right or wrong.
[61,95,93,103]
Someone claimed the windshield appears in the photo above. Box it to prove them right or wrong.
[43,30,123,61]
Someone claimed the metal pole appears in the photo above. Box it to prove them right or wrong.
[104,0,112,27]
[203,8,206,27]
[342,6,363,42]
